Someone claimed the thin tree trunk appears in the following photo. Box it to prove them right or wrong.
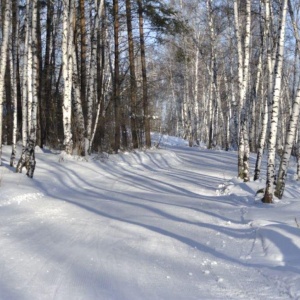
[10,0,18,167]
[137,0,151,148]
[41,0,53,147]
[276,83,300,198]
[263,0,288,203]
[16,0,29,173]
[275,0,300,198]
[0,0,11,165]
[235,0,251,182]
[62,0,75,154]
[72,45,85,156]
[113,0,121,152]
[126,0,138,149]
[80,0,87,122]
[254,90,268,181]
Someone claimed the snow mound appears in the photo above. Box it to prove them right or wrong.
[151,132,189,147]
[58,151,89,162]
[106,149,182,170]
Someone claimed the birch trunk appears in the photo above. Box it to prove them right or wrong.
[254,0,270,180]
[254,91,268,181]
[137,0,151,148]
[26,0,39,178]
[275,84,300,198]
[207,0,225,148]
[72,46,85,156]
[62,0,74,154]
[126,0,138,149]
[193,48,200,143]
[16,0,29,173]
[275,0,300,198]
[113,0,121,152]
[86,23,97,154]
[234,0,251,181]
[80,0,87,120]
[10,0,18,167]
[297,123,300,180]
[89,0,105,152]
[0,0,11,165]
[263,0,288,203]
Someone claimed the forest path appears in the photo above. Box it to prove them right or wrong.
[0,145,295,299]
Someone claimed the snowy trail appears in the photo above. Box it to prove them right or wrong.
[1,144,300,299]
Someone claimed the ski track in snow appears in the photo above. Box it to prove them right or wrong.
[0,140,300,299]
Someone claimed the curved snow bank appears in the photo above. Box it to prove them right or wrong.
[150,132,189,147]
[0,191,44,207]
[104,149,183,170]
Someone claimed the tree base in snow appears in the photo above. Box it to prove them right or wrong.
[262,192,273,203]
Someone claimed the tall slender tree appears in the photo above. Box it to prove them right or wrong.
[263,0,288,203]
[126,0,139,149]
[62,0,75,154]
[0,0,11,166]
[137,0,151,148]
[113,0,121,153]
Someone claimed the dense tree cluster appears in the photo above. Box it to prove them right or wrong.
[152,0,300,202]
[0,0,177,174]
[0,0,300,201]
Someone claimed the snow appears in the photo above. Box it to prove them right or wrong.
[1,135,300,299]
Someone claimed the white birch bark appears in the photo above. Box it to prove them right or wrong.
[263,0,288,203]
[297,123,300,180]
[26,0,39,178]
[16,0,30,174]
[89,0,109,152]
[193,48,200,142]
[254,0,270,180]
[254,89,268,181]
[27,5,33,136]
[72,46,85,156]
[86,3,99,154]
[275,0,300,198]
[0,0,11,165]
[250,53,262,152]
[207,0,225,148]
[208,69,214,148]
[229,63,238,150]
[10,2,19,167]
[10,40,18,167]
[22,2,29,150]
[276,83,300,198]
[234,0,251,181]
[16,0,38,177]
[62,0,75,154]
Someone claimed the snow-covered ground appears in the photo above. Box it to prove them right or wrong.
[1,134,300,299]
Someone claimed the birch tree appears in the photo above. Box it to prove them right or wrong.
[25,0,39,178]
[137,0,151,148]
[16,0,29,173]
[275,0,300,199]
[16,0,38,177]
[62,0,75,154]
[234,0,251,182]
[0,0,11,166]
[10,0,19,167]
[113,0,121,153]
[126,0,139,149]
[254,0,271,181]
[262,0,288,203]
[90,0,107,151]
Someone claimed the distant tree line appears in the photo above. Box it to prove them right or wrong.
[1,0,299,201]
[0,0,181,177]
[153,0,300,202]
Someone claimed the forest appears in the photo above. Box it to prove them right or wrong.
[0,0,300,203]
